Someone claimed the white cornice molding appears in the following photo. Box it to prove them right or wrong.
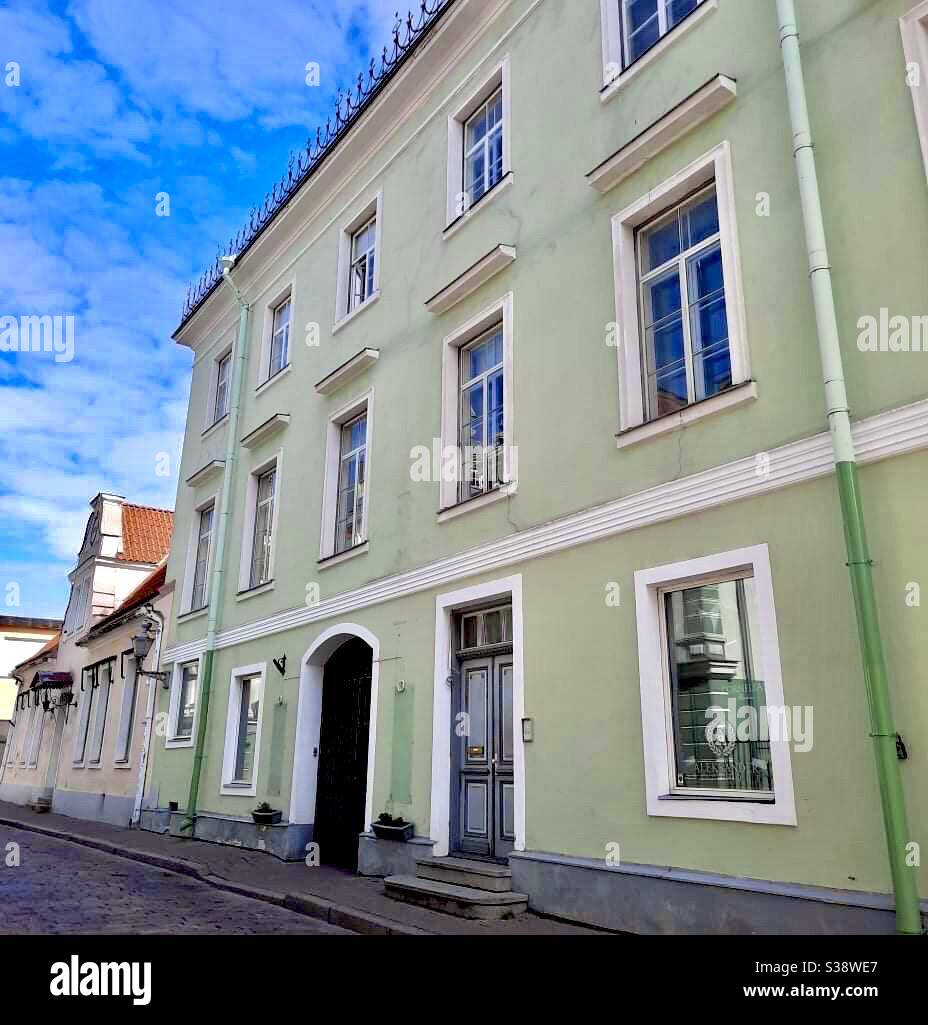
[588,75,737,194]
[314,349,380,396]
[163,398,928,663]
[425,244,517,314]
[241,413,290,450]
[185,459,226,488]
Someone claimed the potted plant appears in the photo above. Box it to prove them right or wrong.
[371,812,414,842]
[252,802,282,826]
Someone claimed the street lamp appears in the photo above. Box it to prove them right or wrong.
[131,621,170,688]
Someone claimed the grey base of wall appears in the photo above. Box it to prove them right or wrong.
[139,808,313,862]
[0,782,51,807]
[510,850,927,935]
[358,834,436,877]
[51,789,134,828]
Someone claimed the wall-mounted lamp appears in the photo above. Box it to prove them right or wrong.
[273,654,287,676]
[131,622,170,688]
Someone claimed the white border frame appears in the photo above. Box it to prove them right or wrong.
[634,543,797,826]
[220,662,268,797]
[445,56,512,228]
[238,450,283,594]
[289,624,380,834]
[611,141,750,434]
[319,390,373,562]
[256,284,295,388]
[439,293,516,515]
[429,574,525,858]
[333,191,383,331]
[202,337,234,435]
[179,492,219,616]
[165,657,203,750]
[901,1,928,184]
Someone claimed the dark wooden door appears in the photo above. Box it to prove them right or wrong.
[313,638,372,871]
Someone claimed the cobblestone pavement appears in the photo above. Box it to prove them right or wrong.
[0,826,352,935]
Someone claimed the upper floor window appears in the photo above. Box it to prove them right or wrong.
[622,0,699,67]
[190,504,214,611]
[459,326,505,503]
[335,413,368,554]
[464,89,504,209]
[249,465,277,589]
[636,183,730,420]
[349,217,377,313]
[214,352,231,423]
[269,298,291,379]
[65,578,90,634]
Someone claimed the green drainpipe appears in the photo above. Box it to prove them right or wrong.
[182,259,251,834]
[776,0,922,935]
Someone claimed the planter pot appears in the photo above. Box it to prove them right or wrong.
[252,810,282,826]
[372,822,414,842]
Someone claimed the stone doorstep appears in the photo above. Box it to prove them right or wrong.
[385,875,529,921]
[415,855,513,893]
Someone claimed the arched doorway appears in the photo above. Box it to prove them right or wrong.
[290,625,379,872]
[314,638,372,870]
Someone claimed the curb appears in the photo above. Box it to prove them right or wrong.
[0,814,430,936]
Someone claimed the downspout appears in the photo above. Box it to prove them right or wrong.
[775,0,922,935]
[132,604,164,826]
[182,257,251,834]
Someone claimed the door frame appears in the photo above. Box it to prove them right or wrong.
[289,623,380,835]
[430,575,525,858]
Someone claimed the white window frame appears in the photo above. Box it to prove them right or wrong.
[611,142,752,438]
[113,651,139,766]
[445,57,512,229]
[86,660,113,767]
[203,339,234,435]
[64,575,92,635]
[220,662,267,797]
[319,391,372,563]
[334,192,383,329]
[439,294,516,519]
[256,285,294,388]
[166,659,201,749]
[5,714,17,764]
[72,670,94,765]
[21,703,37,766]
[634,543,797,826]
[238,453,282,594]
[181,495,217,616]
[27,703,45,768]
[600,0,718,100]
[902,1,928,183]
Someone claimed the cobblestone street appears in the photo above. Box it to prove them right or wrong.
[0,827,351,935]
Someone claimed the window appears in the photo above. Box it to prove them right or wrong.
[349,217,377,313]
[458,326,505,503]
[612,143,752,439]
[901,2,928,183]
[439,294,516,517]
[189,504,214,611]
[268,298,291,380]
[20,704,36,765]
[335,194,382,325]
[249,467,276,589]
[446,59,511,227]
[221,664,266,796]
[114,653,139,765]
[634,544,797,825]
[168,661,199,744]
[464,89,504,209]
[335,413,368,554]
[26,699,45,767]
[459,605,513,653]
[87,661,112,765]
[621,0,699,66]
[637,184,730,420]
[213,351,231,423]
[73,668,95,763]
[65,578,90,634]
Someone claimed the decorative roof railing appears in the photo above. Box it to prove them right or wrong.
[180,0,456,328]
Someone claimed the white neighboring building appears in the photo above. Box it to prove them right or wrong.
[0,617,62,766]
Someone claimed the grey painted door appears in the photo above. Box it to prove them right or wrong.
[453,655,515,860]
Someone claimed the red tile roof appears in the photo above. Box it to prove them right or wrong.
[14,631,60,672]
[118,504,173,565]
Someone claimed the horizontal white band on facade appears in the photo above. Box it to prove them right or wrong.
[162,397,928,664]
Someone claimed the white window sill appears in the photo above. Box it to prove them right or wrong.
[177,606,209,625]
[318,541,370,571]
[165,737,194,750]
[235,580,275,602]
[256,363,292,397]
[616,381,757,450]
[332,291,381,336]
[113,762,133,771]
[443,172,514,242]
[87,762,104,771]
[220,782,257,798]
[202,414,229,440]
[649,794,794,827]
[600,0,719,106]
[437,481,518,524]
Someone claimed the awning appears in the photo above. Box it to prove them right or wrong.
[30,672,73,690]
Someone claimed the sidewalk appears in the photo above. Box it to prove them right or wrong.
[0,801,602,936]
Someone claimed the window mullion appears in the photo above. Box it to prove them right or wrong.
[678,253,697,404]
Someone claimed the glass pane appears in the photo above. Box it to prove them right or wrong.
[694,341,733,401]
[665,578,773,794]
[464,330,503,380]
[177,664,198,738]
[234,675,263,784]
[684,188,720,248]
[461,615,479,650]
[648,362,689,417]
[483,610,503,645]
[466,107,488,147]
[488,128,504,189]
[666,0,698,29]
[466,148,486,203]
[465,668,488,756]
[500,664,513,763]
[643,267,682,327]
[690,293,729,355]
[626,0,658,32]
[644,315,684,374]
[687,243,724,302]
[640,212,681,273]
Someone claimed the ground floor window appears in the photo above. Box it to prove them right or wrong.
[222,664,266,795]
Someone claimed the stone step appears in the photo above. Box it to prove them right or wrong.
[384,875,528,921]
[415,855,513,892]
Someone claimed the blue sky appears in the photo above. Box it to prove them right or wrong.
[0,0,403,618]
